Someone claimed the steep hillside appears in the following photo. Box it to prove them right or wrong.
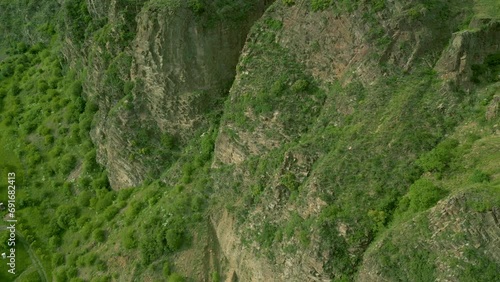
[207,1,499,280]
[0,0,499,281]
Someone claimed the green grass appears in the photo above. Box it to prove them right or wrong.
[0,128,23,204]
[0,42,221,278]
[0,230,33,281]
[0,42,108,280]
[357,77,500,280]
[474,0,500,19]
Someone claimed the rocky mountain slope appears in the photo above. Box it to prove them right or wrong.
[0,0,499,281]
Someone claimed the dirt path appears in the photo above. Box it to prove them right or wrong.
[13,265,35,282]
[16,232,48,282]
[0,226,48,282]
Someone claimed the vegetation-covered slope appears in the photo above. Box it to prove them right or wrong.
[0,0,499,281]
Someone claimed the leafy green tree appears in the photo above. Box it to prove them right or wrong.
[56,205,80,229]
[417,139,459,174]
[408,179,447,212]
[395,179,447,217]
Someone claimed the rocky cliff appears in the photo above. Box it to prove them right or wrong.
[82,0,498,280]
[207,1,499,280]
[62,0,272,188]
[2,0,498,281]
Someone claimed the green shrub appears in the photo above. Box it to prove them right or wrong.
[118,188,133,201]
[257,222,277,248]
[163,261,171,277]
[92,173,110,190]
[68,123,81,144]
[125,200,144,222]
[166,229,184,251]
[103,205,120,220]
[49,235,62,248]
[37,80,49,93]
[9,83,21,96]
[48,76,60,88]
[92,229,106,243]
[211,271,220,282]
[188,0,204,14]
[140,239,163,265]
[123,230,136,249]
[76,216,90,229]
[212,1,256,22]
[25,145,42,166]
[76,254,87,267]
[417,139,459,175]
[62,181,73,197]
[123,81,135,95]
[3,111,15,125]
[85,253,98,266]
[78,176,92,189]
[56,205,80,229]
[78,191,92,207]
[44,134,55,145]
[64,103,80,123]
[281,173,299,192]
[95,190,115,211]
[396,179,447,217]
[96,259,107,271]
[52,253,65,267]
[181,163,194,184]
[270,78,287,96]
[282,0,295,6]
[69,81,82,97]
[83,149,99,173]
[79,115,92,135]
[39,123,53,137]
[66,266,78,278]
[60,154,77,175]
[469,170,490,183]
[190,195,204,212]
[167,273,185,282]
[291,79,309,93]
[310,0,333,11]
[48,218,64,237]
[471,52,500,84]
[74,96,86,113]
[54,267,67,282]
[367,210,388,232]
[161,133,176,150]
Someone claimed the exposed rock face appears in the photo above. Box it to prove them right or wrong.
[82,1,272,188]
[131,6,257,139]
[213,210,282,282]
[214,0,470,166]
[208,1,498,281]
[93,107,148,188]
[436,20,500,90]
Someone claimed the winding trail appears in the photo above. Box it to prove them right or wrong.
[1,226,48,282]
[16,232,48,282]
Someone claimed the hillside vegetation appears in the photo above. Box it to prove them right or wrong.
[0,0,499,281]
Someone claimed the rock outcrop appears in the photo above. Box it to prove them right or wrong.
[436,20,500,90]
[74,1,272,188]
